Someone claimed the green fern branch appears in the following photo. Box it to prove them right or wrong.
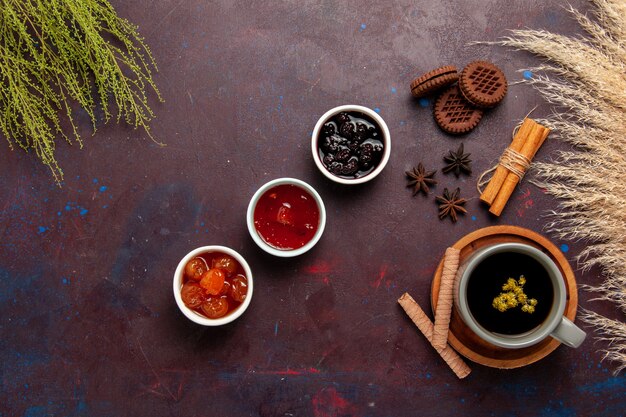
[0,0,162,184]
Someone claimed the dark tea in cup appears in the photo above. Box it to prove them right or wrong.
[466,251,554,335]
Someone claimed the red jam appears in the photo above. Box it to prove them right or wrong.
[181,251,249,319]
[253,184,320,250]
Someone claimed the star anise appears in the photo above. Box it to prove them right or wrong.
[435,187,467,222]
[443,143,472,177]
[406,163,437,195]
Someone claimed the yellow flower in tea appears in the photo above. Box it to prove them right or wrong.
[492,275,538,314]
[502,278,517,291]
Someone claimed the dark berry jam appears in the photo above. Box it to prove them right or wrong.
[253,184,320,250]
[318,111,384,179]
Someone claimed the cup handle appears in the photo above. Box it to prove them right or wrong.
[551,316,586,348]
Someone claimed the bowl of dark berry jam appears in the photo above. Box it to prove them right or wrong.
[173,246,253,326]
[312,105,391,184]
[247,178,326,257]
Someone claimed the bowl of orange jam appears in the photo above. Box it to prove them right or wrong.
[173,245,253,326]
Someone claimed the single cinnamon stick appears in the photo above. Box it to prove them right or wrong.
[489,122,550,216]
[398,293,471,379]
[432,248,460,350]
[480,118,536,206]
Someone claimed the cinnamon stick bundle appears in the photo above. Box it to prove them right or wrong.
[480,118,550,216]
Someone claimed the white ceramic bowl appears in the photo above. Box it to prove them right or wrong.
[311,104,391,185]
[247,177,326,257]
[173,245,253,326]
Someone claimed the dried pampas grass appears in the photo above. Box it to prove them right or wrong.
[487,0,626,373]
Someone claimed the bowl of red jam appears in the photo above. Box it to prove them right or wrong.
[173,246,253,326]
[247,178,326,257]
[312,104,391,185]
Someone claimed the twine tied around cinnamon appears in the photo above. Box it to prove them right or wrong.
[476,147,532,195]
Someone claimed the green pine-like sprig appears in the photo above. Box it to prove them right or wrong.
[0,0,162,183]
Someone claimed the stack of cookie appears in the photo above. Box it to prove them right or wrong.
[410,61,507,135]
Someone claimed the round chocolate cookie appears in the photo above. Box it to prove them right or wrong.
[459,61,507,108]
[434,85,483,135]
[410,65,459,98]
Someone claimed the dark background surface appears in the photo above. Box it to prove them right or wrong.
[1,1,625,416]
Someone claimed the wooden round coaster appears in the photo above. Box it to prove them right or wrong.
[430,225,578,369]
